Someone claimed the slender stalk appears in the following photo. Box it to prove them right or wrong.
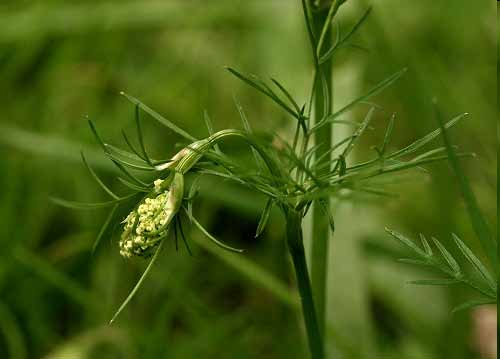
[310,4,333,338]
[286,209,324,359]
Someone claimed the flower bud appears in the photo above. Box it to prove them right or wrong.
[119,172,184,258]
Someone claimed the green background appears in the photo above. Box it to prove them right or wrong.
[0,1,496,358]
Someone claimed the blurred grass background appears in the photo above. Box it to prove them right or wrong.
[0,1,496,358]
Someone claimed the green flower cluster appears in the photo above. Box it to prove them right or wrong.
[118,130,241,259]
[119,173,184,258]
[119,193,168,258]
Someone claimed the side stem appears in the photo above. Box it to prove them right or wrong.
[286,209,324,359]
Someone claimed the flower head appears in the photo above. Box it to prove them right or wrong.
[119,172,184,258]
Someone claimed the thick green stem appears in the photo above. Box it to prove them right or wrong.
[310,5,333,337]
[286,209,324,359]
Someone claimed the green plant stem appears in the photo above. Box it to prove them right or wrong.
[310,4,333,338]
[316,0,342,58]
[286,209,324,359]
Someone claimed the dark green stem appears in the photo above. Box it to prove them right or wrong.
[311,4,333,337]
[286,209,324,359]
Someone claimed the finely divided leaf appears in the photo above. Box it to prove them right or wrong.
[110,239,165,324]
[385,228,426,257]
[397,258,434,267]
[419,233,433,257]
[379,113,395,156]
[92,204,119,254]
[319,7,372,64]
[435,106,497,269]
[225,67,298,119]
[431,236,460,274]
[51,194,137,210]
[81,151,119,199]
[255,198,273,238]
[407,279,461,286]
[312,68,406,132]
[452,233,496,291]
[189,212,244,253]
[120,92,197,142]
[389,113,468,160]
[452,298,496,313]
[134,104,154,166]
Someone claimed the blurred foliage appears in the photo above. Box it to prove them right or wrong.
[0,1,495,358]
